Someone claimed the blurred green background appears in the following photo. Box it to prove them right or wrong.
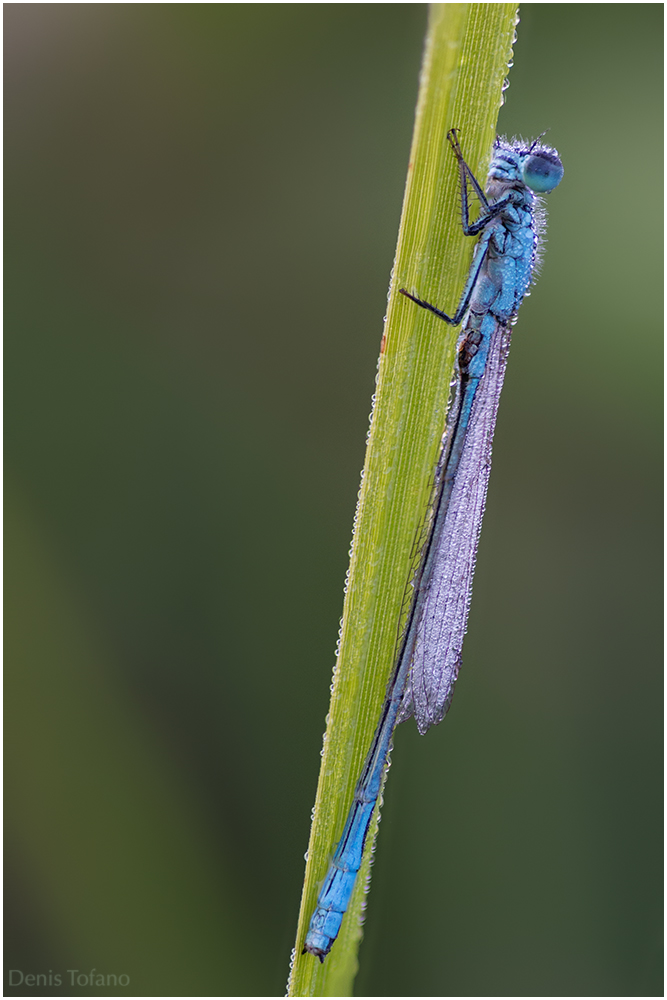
[5,5,662,997]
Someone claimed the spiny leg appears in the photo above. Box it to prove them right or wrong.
[399,239,489,326]
[447,128,510,236]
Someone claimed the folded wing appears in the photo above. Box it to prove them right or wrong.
[400,321,512,735]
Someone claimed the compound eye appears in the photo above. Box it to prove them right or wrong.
[522,153,564,193]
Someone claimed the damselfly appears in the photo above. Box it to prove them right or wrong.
[303,128,564,962]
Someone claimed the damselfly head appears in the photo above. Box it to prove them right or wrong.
[491,136,563,194]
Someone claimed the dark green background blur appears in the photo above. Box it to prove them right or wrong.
[5,5,662,997]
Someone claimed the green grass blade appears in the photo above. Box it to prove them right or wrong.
[287,5,519,995]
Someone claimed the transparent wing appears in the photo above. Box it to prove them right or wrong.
[403,321,512,735]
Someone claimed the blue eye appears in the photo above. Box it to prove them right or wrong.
[522,153,564,193]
